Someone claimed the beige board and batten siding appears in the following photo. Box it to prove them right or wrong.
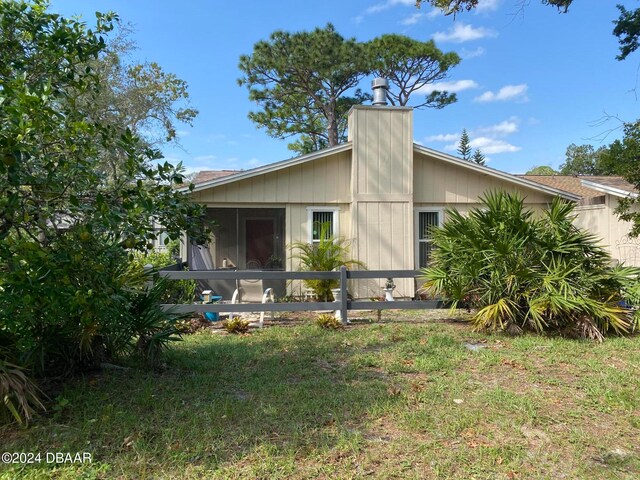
[348,106,415,298]
[191,150,351,205]
[413,150,555,205]
[574,196,640,266]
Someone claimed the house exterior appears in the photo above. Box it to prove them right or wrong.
[521,175,639,266]
[181,104,585,299]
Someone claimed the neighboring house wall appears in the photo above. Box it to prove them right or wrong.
[574,196,640,266]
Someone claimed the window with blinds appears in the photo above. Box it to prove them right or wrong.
[417,211,440,268]
[312,211,334,242]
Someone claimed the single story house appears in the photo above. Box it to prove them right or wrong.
[520,175,639,266]
[179,97,604,299]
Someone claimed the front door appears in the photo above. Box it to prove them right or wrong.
[245,218,275,269]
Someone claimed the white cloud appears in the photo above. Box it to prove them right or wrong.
[427,117,521,156]
[469,137,521,154]
[474,84,529,103]
[176,130,190,138]
[366,0,415,14]
[476,0,501,13]
[247,157,262,167]
[426,133,460,142]
[460,46,486,59]
[417,79,479,95]
[433,23,497,43]
[475,118,519,136]
[400,12,424,25]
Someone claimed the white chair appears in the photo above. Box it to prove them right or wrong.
[229,278,274,328]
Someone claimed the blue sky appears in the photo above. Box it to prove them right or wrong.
[52,0,639,174]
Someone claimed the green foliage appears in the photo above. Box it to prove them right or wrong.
[368,34,460,108]
[222,318,250,334]
[130,243,197,304]
[0,0,207,391]
[315,313,344,330]
[471,148,485,166]
[421,191,640,340]
[559,143,612,175]
[238,24,459,154]
[419,1,639,61]
[611,121,640,237]
[127,278,184,366]
[613,4,640,60]
[457,129,471,161]
[290,224,365,301]
[526,165,558,175]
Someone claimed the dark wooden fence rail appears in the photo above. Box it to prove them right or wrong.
[159,266,446,324]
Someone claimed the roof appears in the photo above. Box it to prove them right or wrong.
[192,170,240,184]
[182,141,579,201]
[521,175,637,201]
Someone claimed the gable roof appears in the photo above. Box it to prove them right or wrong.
[521,175,637,201]
[182,141,579,201]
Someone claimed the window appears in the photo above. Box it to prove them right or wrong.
[415,209,442,268]
[307,208,339,244]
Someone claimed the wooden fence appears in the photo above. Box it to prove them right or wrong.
[159,266,447,324]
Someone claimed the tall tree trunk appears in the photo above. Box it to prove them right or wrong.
[326,108,339,147]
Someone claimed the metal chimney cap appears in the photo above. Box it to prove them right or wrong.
[372,78,389,89]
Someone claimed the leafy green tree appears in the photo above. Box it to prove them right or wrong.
[368,34,460,108]
[238,24,370,152]
[559,144,610,175]
[239,24,460,154]
[0,0,208,411]
[80,23,198,178]
[611,121,640,237]
[457,129,472,161]
[417,1,638,61]
[525,165,558,175]
[421,191,640,340]
[472,148,485,166]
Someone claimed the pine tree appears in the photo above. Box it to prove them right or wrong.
[457,129,472,161]
[472,148,486,166]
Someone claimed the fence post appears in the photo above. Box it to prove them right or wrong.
[340,266,348,324]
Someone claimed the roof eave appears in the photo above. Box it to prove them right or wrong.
[580,179,638,199]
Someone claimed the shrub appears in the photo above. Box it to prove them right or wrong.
[222,318,250,334]
[315,313,343,330]
[290,223,365,301]
[130,242,197,305]
[421,191,640,340]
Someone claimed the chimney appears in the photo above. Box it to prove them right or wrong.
[371,77,389,106]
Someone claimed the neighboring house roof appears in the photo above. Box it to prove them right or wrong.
[521,175,637,203]
[183,142,579,201]
[193,170,240,184]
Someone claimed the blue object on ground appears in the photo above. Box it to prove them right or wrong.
[204,296,223,321]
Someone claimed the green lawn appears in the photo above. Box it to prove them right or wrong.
[1,311,639,479]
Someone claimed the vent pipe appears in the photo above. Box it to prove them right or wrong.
[371,77,389,106]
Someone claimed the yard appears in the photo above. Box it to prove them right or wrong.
[1,310,639,479]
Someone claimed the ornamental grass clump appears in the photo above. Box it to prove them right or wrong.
[421,191,640,341]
